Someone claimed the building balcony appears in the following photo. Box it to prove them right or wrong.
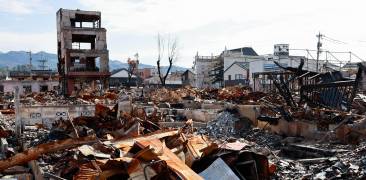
[69,66,99,72]
[66,71,110,77]
[67,67,110,77]
[66,49,108,54]
[62,26,106,32]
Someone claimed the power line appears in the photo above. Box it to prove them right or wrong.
[322,35,347,44]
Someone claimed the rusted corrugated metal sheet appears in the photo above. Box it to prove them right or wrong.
[136,139,203,180]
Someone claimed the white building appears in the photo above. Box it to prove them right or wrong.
[0,70,59,95]
[224,62,250,86]
[222,45,327,87]
[194,44,335,89]
[223,47,265,87]
[109,68,138,87]
[193,53,222,88]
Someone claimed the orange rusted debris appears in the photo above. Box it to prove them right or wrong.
[136,139,203,180]
[0,135,97,172]
[112,129,178,148]
[95,103,111,118]
[104,92,118,100]
[73,157,140,180]
[0,129,12,138]
[184,135,211,167]
[0,109,15,114]
[73,163,100,180]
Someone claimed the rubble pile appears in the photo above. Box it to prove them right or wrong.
[241,128,283,149]
[0,124,276,180]
[0,69,366,179]
[199,110,240,138]
[352,94,366,114]
[147,86,267,105]
[217,86,266,103]
[269,142,366,179]
[21,91,94,105]
[148,87,200,103]
[78,90,119,104]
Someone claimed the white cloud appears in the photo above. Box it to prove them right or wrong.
[77,0,366,67]
[0,0,52,15]
[0,31,56,53]
[1,0,365,68]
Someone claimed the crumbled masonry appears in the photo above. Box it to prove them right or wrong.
[0,82,365,179]
[0,49,366,179]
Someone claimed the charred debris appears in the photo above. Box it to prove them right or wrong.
[0,60,365,179]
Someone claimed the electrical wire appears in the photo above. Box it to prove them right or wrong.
[322,35,347,44]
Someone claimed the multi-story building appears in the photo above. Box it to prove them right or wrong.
[195,44,333,89]
[57,8,110,95]
[223,47,262,87]
[222,45,322,88]
[194,53,223,88]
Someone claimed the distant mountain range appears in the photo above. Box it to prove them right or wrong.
[0,51,188,72]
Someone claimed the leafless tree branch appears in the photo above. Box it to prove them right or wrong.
[156,33,178,87]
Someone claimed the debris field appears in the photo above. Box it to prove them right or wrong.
[0,63,366,180]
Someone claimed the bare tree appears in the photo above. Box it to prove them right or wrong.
[157,33,178,87]
[127,57,138,88]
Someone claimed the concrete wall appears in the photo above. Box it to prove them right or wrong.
[60,29,107,51]
[19,105,95,128]
[182,71,196,87]
[0,80,59,95]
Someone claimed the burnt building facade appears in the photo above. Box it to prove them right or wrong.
[57,8,110,95]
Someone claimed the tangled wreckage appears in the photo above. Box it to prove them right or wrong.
[0,62,366,179]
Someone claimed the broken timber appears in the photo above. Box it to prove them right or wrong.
[0,135,97,171]
[136,139,203,180]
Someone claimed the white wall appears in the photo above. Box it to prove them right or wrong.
[224,55,264,71]
[194,58,220,88]
[111,69,130,78]
[224,64,249,80]
[0,80,59,95]
[19,105,95,128]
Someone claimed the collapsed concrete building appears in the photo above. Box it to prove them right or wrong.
[0,70,59,95]
[57,8,110,95]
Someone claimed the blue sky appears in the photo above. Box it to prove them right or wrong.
[1,0,366,67]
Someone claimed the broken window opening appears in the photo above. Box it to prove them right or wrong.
[71,14,101,28]
[69,57,100,72]
[72,42,92,50]
[40,85,48,92]
[71,34,96,50]
[95,57,101,70]
[72,21,100,28]
[81,21,94,28]
[23,85,32,94]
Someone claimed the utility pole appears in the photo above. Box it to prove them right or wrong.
[15,87,21,138]
[316,32,323,72]
[27,51,32,70]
